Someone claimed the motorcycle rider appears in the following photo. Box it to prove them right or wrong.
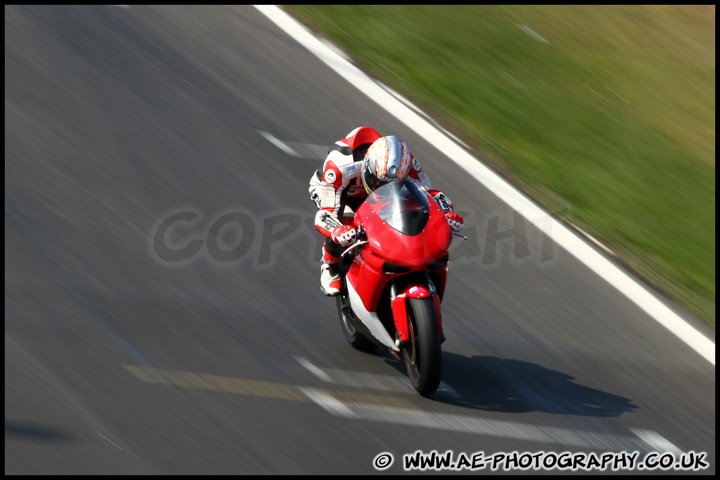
[308,126,464,296]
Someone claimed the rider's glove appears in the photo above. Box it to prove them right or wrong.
[432,191,453,212]
[445,211,464,232]
[331,225,358,247]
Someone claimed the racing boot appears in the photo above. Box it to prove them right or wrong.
[320,259,342,296]
[319,243,343,296]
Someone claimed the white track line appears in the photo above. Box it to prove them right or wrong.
[295,356,334,383]
[301,393,680,453]
[258,131,299,157]
[631,429,683,456]
[298,356,414,392]
[299,387,354,416]
[259,131,329,160]
[254,5,714,365]
[296,356,462,398]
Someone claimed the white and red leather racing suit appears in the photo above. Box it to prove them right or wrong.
[308,126,459,264]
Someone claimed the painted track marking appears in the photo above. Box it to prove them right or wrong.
[259,130,328,159]
[124,364,680,453]
[295,356,461,398]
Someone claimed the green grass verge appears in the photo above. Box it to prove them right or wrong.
[285,5,715,327]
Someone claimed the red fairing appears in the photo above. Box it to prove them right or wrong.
[391,287,444,342]
[345,248,388,313]
[345,181,451,341]
[356,191,452,268]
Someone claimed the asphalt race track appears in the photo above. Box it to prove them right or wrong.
[5,5,715,474]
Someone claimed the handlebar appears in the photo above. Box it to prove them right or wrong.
[341,240,369,258]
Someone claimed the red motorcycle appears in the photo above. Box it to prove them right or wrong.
[336,180,464,396]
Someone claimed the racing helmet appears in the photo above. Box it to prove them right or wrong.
[361,136,412,194]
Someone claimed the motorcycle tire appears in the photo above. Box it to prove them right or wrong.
[403,297,442,396]
[336,294,377,352]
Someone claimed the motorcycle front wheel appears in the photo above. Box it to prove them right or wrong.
[403,297,442,396]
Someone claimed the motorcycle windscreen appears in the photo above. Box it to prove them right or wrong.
[365,180,429,236]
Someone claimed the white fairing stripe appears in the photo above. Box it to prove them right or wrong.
[347,278,399,351]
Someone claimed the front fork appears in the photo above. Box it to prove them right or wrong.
[390,276,445,347]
